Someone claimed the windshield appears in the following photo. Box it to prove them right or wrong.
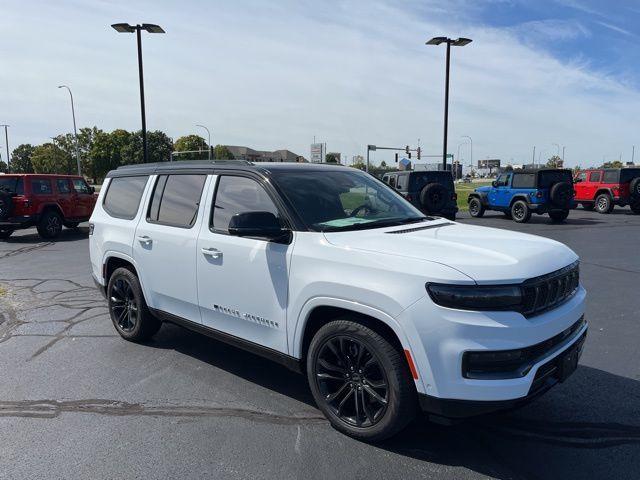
[271,169,428,232]
[0,176,24,195]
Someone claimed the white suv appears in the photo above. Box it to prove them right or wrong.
[89,161,587,441]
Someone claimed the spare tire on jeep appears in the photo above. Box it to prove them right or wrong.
[0,188,13,221]
[549,182,573,208]
[630,177,640,199]
[419,183,447,213]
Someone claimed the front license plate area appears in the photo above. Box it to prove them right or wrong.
[558,343,580,382]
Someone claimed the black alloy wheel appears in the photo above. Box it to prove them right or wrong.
[468,197,484,218]
[110,276,139,333]
[314,335,389,428]
[511,200,531,223]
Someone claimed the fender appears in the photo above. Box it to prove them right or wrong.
[101,251,153,307]
[468,191,489,207]
[594,188,614,200]
[509,194,531,206]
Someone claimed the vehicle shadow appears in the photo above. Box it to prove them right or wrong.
[148,326,640,479]
[2,227,90,243]
[462,214,606,226]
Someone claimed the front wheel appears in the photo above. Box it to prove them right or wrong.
[595,194,613,214]
[37,210,63,239]
[468,198,484,218]
[511,200,531,223]
[107,267,161,342]
[549,210,569,222]
[307,320,417,442]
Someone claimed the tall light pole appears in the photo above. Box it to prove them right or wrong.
[111,23,165,163]
[562,146,565,164]
[58,85,81,176]
[0,125,9,172]
[462,135,473,171]
[426,36,472,171]
[196,124,211,160]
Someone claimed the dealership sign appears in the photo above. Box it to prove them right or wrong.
[310,143,324,163]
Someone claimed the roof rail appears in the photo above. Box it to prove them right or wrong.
[116,159,253,170]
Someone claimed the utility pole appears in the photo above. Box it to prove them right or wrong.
[632,145,635,164]
[58,85,81,176]
[532,146,536,167]
[0,125,9,173]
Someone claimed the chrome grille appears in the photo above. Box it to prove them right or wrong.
[521,261,580,317]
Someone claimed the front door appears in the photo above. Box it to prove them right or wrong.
[574,172,588,201]
[133,173,209,322]
[196,174,291,353]
[71,178,94,219]
[489,173,511,207]
[54,178,75,219]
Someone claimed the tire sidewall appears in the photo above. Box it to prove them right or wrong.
[107,268,147,340]
[38,210,63,239]
[420,183,447,213]
[595,194,612,214]
[511,200,531,223]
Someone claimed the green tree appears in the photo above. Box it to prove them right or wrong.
[89,129,132,182]
[53,127,103,179]
[213,144,234,160]
[0,160,7,173]
[380,160,387,169]
[546,155,562,168]
[351,160,366,171]
[9,144,35,173]
[121,130,174,164]
[602,160,623,168]
[325,153,338,164]
[174,134,208,160]
[31,143,74,174]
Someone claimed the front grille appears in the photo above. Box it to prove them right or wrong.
[462,316,586,380]
[521,261,579,317]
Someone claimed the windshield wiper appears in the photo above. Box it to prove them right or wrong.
[320,217,428,232]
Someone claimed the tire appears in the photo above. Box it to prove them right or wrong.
[0,229,13,240]
[549,182,573,208]
[549,210,569,222]
[107,267,161,342]
[307,319,417,442]
[629,177,640,199]
[594,193,613,214]
[511,200,531,223]
[419,183,447,213]
[582,203,594,211]
[36,210,63,239]
[468,197,484,218]
[0,190,13,221]
[64,222,80,229]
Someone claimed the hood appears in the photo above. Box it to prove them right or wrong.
[323,220,578,284]
[475,186,491,193]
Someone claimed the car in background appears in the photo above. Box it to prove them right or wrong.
[467,168,574,223]
[382,170,458,220]
[573,168,640,214]
[0,174,97,240]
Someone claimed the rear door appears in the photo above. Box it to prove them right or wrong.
[196,173,291,352]
[574,172,588,201]
[133,173,209,322]
[30,177,56,214]
[587,170,602,200]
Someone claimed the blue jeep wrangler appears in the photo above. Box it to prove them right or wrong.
[468,168,574,223]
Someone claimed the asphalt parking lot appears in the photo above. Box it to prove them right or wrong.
[1,208,639,480]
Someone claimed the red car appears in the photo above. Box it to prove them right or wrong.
[0,174,97,240]
[573,168,640,214]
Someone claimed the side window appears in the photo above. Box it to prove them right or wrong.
[589,171,602,182]
[211,176,280,234]
[602,171,618,183]
[147,174,207,228]
[575,172,587,183]
[56,179,71,194]
[495,174,509,187]
[382,175,389,184]
[103,176,149,220]
[512,173,535,189]
[72,178,90,194]
[389,175,396,188]
[396,175,404,190]
[31,179,53,195]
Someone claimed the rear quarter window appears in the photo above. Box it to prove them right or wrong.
[602,171,618,183]
[31,178,53,194]
[103,176,149,220]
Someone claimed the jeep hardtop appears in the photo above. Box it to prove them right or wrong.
[573,168,640,214]
[90,160,586,441]
[468,168,574,223]
[0,173,97,240]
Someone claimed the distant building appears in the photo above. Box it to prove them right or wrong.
[225,145,307,163]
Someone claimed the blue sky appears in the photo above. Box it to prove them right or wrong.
[1,0,639,168]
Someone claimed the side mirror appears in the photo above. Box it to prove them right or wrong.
[89,186,96,194]
[491,180,498,187]
[228,211,290,243]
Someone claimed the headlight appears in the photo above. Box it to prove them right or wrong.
[426,283,523,311]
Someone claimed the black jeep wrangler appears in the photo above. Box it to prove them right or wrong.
[382,170,458,220]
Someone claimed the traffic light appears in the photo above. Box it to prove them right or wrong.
[405,145,410,155]
[408,152,412,159]
[395,153,398,163]
[417,147,421,160]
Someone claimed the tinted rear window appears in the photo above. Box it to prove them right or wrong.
[512,173,535,189]
[103,176,148,220]
[620,169,640,183]
[0,176,24,195]
[147,174,207,228]
[31,178,53,195]
[538,170,573,187]
[602,171,619,183]
[409,172,454,191]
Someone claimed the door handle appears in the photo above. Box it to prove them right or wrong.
[201,247,222,259]
[137,235,153,245]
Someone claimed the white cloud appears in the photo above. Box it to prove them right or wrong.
[0,0,639,168]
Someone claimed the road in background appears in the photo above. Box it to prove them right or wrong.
[0,208,638,480]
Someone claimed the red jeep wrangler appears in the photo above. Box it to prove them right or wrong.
[0,174,97,240]
[573,168,640,214]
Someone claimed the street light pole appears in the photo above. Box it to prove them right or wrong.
[196,124,211,160]
[58,85,81,176]
[462,135,473,171]
[0,125,9,172]
[562,146,565,163]
[111,23,165,163]
[426,36,472,171]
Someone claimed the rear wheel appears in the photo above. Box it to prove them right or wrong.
[511,200,531,223]
[549,210,569,222]
[0,229,13,240]
[468,197,484,218]
[36,210,63,239]
[630,202,640,215]
[595,194,613,214]
[307,320,417,442]
[107,267,161,342]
